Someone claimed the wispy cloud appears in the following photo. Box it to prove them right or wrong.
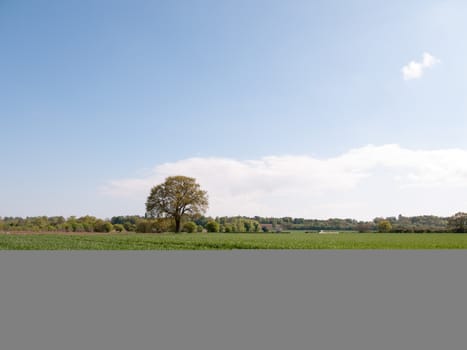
[401,52,440,80]
[101,145,467,219]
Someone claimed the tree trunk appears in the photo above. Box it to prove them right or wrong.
[175,217,181,233]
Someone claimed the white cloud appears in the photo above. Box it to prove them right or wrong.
[401,52,440,80]
[100,145,467,220]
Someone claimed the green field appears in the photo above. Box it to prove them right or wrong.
[1,232,467,250]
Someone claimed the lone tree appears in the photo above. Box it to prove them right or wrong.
[145,176,208,232]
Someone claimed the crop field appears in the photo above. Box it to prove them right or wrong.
[1,232,467,250]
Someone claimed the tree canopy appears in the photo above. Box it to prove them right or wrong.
[447,212,467,233]
[145,176,209,232]
[378,220,392,233]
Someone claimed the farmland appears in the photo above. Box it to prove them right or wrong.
[1,232,467,250]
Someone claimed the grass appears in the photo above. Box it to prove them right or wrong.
[1,232,467,250]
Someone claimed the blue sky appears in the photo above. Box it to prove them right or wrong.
[1,0,467,219]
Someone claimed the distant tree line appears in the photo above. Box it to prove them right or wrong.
[0,215,257,233]
[1,213,466,233]
[0,216,115,233]
[248,214,450,233]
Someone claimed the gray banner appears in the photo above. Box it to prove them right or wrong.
[1,251,466,350]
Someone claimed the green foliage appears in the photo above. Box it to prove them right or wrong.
[113,224,125,232]
[102,222,114,233]
[136,218,174,233]
[378,220,392,233]
[136,220,151,233]
[213,216,261,232]
[194,216,209,227]
[146,176,209,232]
[111,216,140,231]
[183,221,197,233]
[253,222,260,232]
[206,221,220,233]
